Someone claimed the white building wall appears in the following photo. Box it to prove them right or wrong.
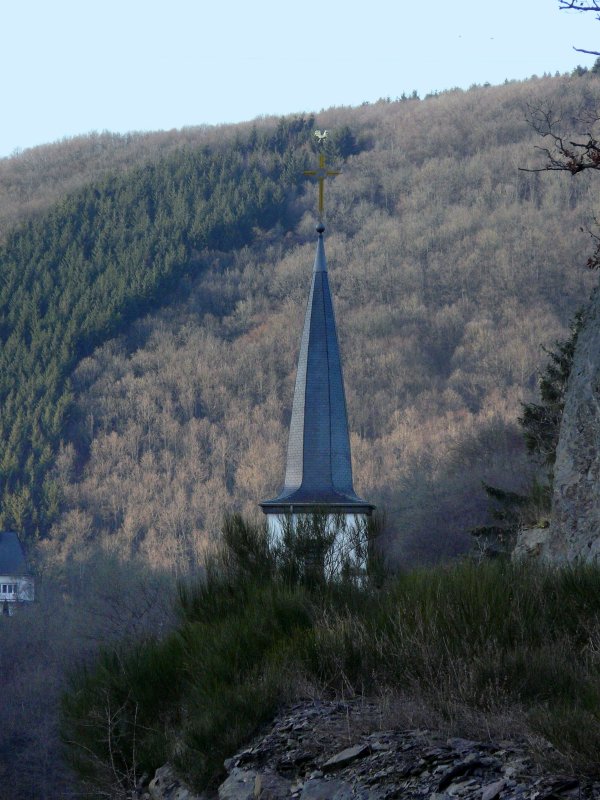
[266,513,369,579]
[0,575,34,603]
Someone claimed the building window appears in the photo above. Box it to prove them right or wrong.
[1,585,6,593]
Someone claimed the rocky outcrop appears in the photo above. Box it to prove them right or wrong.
[147,764,208,800]
[512,526,549,562]
[547,286,600,561]
[141,699,599,800]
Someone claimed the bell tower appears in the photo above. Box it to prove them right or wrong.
[260,134,374,571]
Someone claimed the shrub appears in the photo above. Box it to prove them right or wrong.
[61,521,600,794]
[62,638,184,798]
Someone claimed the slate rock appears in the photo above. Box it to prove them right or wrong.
[218,768,257,800]
[148,764,206,800]
[322,743,371,772]
[481,779,505,800]
[300,778,354,799]
[254,771,292,799]
[146,697,600,800]
[438,760,483,791]
[277,753,315,773]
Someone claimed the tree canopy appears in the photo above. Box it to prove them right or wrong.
[0,115,358,537]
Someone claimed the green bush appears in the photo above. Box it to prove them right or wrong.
[61,520,600,795]
[62,637,184,797]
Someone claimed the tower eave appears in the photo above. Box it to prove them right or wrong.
[260,486,375,516]
[260,500,376,516]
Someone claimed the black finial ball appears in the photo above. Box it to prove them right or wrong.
[316,222,325,234]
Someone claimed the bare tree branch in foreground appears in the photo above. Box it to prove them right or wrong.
[558,2,600,53]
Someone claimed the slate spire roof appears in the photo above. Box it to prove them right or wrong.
[0,531,29,575]
[261,223,374,515]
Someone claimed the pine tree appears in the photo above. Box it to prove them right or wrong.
[473,312,583,554]
[520,311,583,474]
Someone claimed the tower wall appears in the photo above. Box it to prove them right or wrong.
[266,513,369,578]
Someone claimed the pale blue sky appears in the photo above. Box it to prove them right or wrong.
[1,0,598,158]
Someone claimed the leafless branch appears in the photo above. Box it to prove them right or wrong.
[558,1,600,52]
[521,102,600,173]
[559,1,600,12]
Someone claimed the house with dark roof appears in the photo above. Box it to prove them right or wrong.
[0,531,34,615]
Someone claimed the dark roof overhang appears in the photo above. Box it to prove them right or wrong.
[0,531,29,575]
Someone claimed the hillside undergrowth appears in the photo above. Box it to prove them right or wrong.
[62,517,600,797]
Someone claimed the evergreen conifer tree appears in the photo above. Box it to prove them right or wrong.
[474,312,583,553]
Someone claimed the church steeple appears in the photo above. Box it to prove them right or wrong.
[260,200,374,516]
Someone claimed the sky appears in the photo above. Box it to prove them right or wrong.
[1,0,598,159]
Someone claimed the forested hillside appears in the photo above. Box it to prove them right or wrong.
[49,74,600,567]
[2,72,599,568]
[4,70,600,799]
[0,122,275,240]
[0,119,361,539]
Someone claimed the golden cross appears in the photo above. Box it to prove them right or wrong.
[303,153,340,217]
